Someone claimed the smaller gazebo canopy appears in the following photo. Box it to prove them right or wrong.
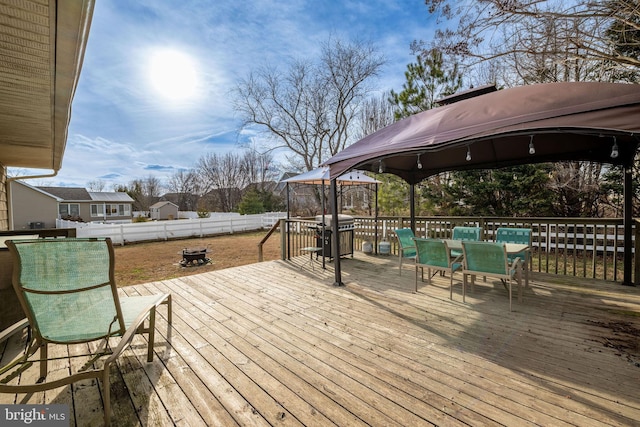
[283,166,379,218]
[283,167,378,185]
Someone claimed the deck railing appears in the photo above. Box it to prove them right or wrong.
[279,216,640,284]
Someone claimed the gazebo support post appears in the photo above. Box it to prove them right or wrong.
[286,183,290,260]
[321,181,326,270]
[623,165,634,286]
[410,183,416,234]
[375,182,379,255]
[331,178,344,286]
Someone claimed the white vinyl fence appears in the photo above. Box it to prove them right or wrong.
[57,212,286,245]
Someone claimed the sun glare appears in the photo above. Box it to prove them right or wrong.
[149,49,198,100]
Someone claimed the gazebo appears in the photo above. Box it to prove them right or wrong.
[323,82,640,286]
[284,167,380,268]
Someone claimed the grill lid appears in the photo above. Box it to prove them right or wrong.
[315,214,354,225]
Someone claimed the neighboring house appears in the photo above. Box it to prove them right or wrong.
[10,183,135,226]
[86,191,135,222]
[200,187,243,212]
[277,171,328,216]
[274,172,297,197]
[340,185,373,213]
[150,201,179,220]
[8,181,61,230]
[160,192,199,211]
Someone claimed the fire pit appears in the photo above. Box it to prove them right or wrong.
[180,247,211,267]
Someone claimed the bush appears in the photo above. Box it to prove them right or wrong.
[61,215,84,222]
[197,203,211,218]
[238,189,264,214]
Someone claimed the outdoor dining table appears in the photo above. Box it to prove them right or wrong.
[442,239,530,288]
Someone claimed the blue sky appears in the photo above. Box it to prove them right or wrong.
[34,0,437,189]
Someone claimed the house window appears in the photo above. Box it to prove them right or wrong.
[117,204,131,216]
[91,204,104,217]
[59,203,80,217]
[91,204,131,217]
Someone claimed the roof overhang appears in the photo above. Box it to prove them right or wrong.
[0,0,94,171]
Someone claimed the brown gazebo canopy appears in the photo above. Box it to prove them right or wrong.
[323,82,640,285]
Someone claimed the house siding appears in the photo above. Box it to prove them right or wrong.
[10,182,58,230]
[0,166,6,231]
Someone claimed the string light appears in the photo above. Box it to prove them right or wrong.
[610,136,619,159]
[416,154,423,169]
[466,146,472,162]
[378,160,385,173]
[528,135,536,155]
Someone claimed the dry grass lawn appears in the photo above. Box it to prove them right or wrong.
[113,231,281,286]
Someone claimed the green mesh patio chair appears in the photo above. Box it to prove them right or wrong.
[394,228,416,275]
[450,226,482,258]
[461,241,523,312]
[496,227,532,285]
[0,237,172,426]
[414,238,463,298]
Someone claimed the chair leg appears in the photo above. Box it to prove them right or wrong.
[415,266,419,292]
[462,274,467,302]
[517,267,523,303]
[103,363,112,426]
[399,252,403,275]
[450,274,454,300]
[524,252,530,288]
[147,307,156,363]
[508,279,512,312]
[165,294,173,325]
[39,343,48,381]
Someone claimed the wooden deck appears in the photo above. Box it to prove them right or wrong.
[2,252,640,426]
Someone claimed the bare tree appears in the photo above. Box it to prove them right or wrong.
[197,152,249,212]
[233,37,385,172]
[128,176,163,213]
[355,92,396,140]
[86,179,106,192]
[166,169,200,211]
[548,161,606,217]
[240,149,279,189]
[417,0,640,84]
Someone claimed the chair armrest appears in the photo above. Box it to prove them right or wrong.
[105,297,165,365]
[0,318,28,344]
[451,254,463,264]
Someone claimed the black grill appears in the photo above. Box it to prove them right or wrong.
[314,215,354,259]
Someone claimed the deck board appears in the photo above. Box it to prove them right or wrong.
[1,253,640,426]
